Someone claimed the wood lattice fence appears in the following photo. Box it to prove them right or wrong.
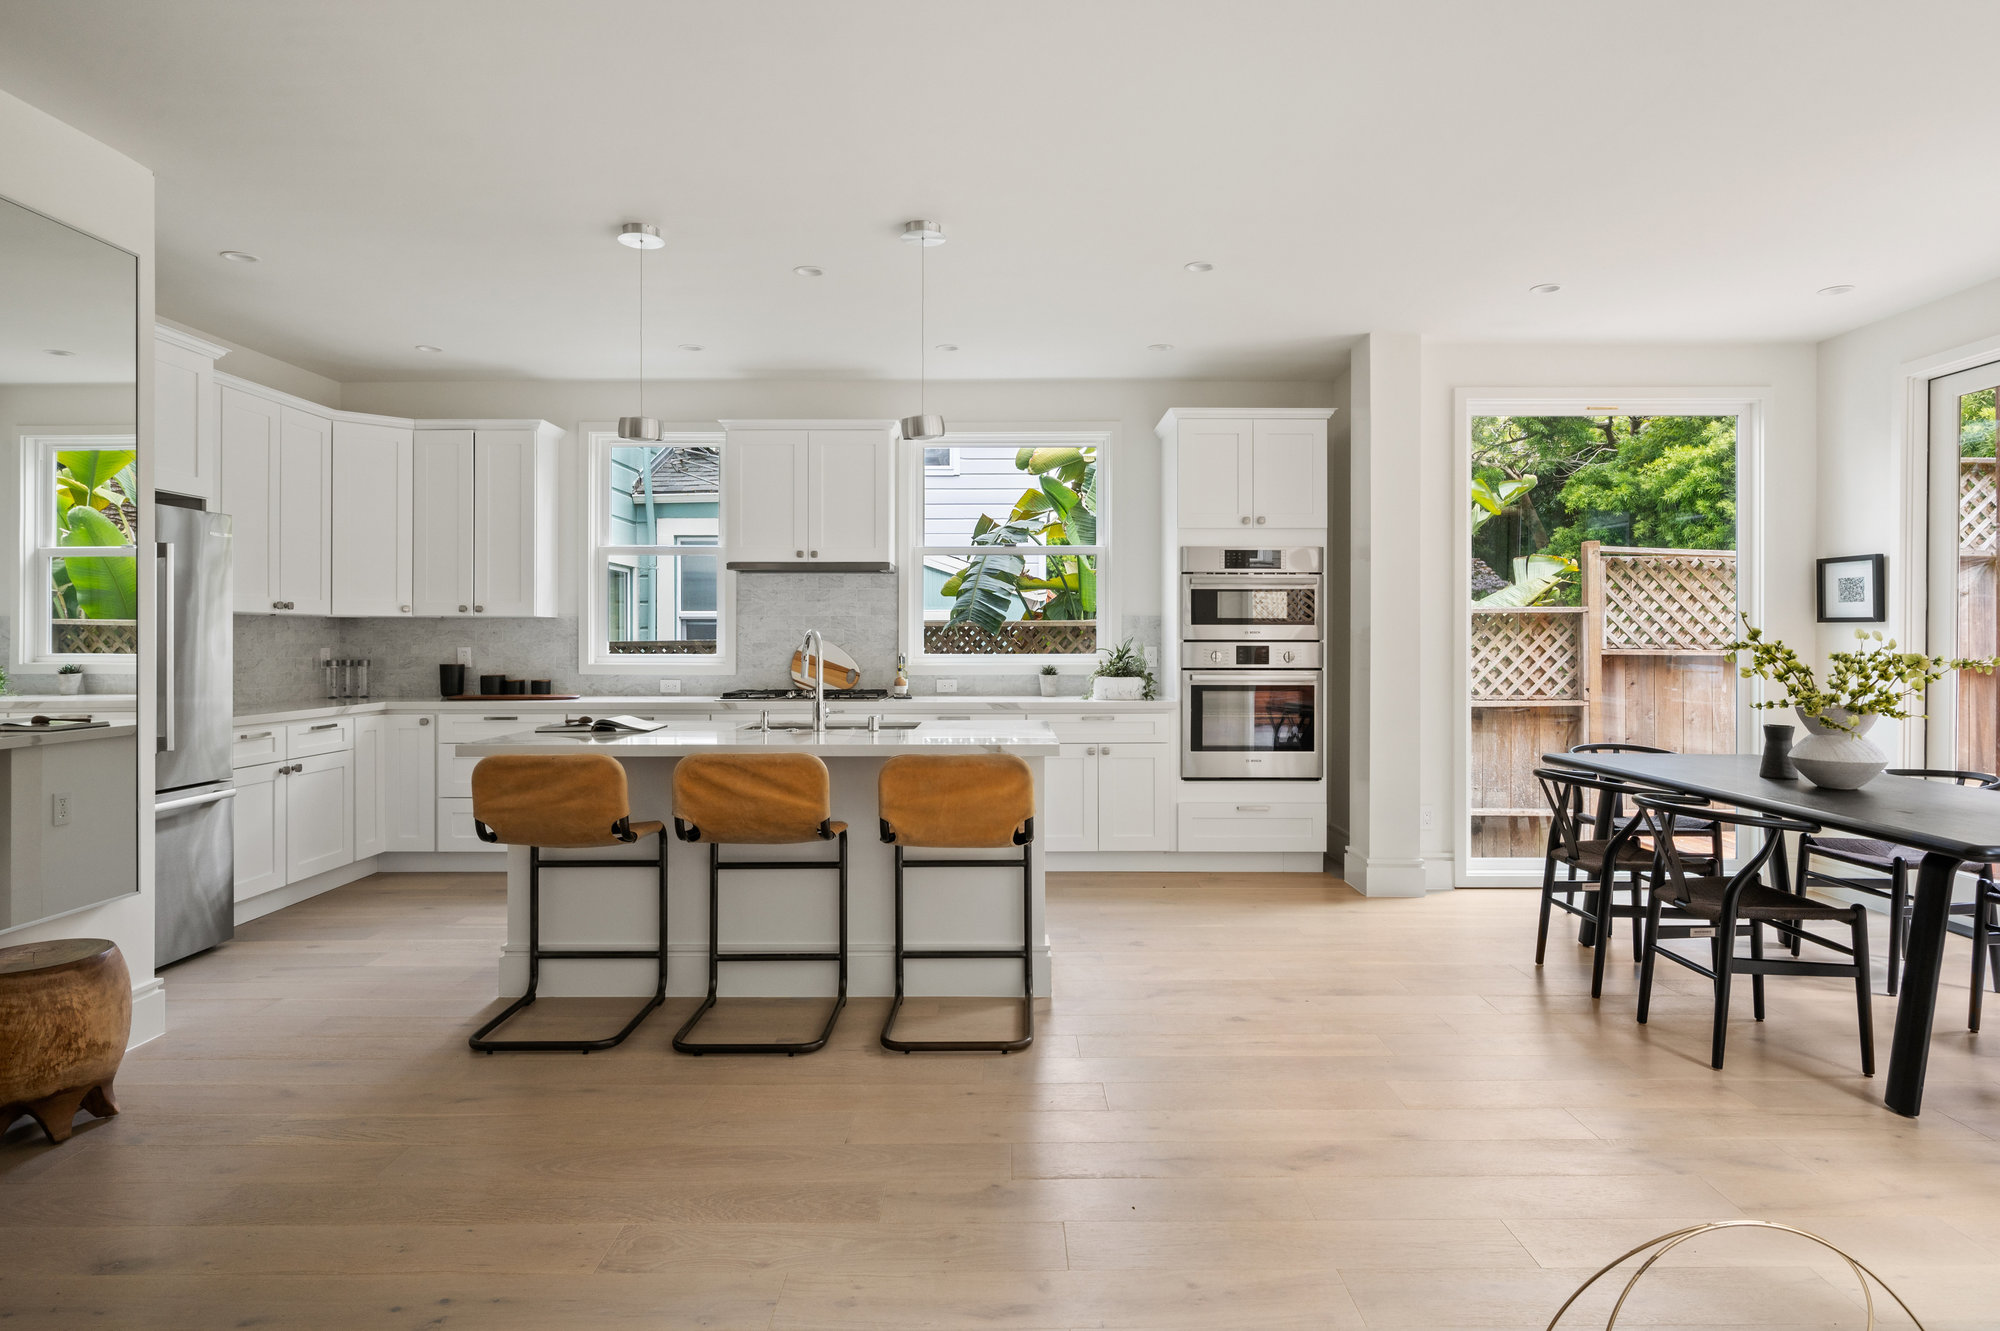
[52,619,136,655]
[1470,543,1738,859]
[923,620,1097,656]
[1958,458,1998,775]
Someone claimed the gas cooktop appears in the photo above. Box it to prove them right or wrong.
[720,687,893,701]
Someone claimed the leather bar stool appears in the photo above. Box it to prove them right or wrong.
[466,754,668,1053]
[877,753,1036,1053]
[671,753,848,1055]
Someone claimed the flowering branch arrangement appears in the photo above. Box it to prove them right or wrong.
[1726,617,1996,732]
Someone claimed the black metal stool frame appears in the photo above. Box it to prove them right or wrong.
[880,817,1036,1054]
[468,822,669,1054]
[671,820,848,1055]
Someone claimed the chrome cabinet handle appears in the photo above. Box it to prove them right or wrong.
[795,549,804,557]
[1236,804,1272,813]
[1256,516,1267,524]
[473,605,484,613]
[1100,745,1111,755]
[237,731,273,741]
[458,604,469,613]
[308,722,340,732]
[272,600,283,609]
[400,604,411,613]
[1081,714,1117,721]
[418,717,431,726]
[1085,746,1097,756]
[482,716,520,721]
[809,550,818,558]
[1240,516,1250,524]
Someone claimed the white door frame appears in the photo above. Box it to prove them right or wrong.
[1453,388,1767,888]
[1920,355,2000,765]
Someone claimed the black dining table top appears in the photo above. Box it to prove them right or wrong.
[1547,752,2000,861]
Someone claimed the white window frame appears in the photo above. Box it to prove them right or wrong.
[900,425,1114,675]
[578,424,735,675]
[19,429,139,671]
[1451,390,1766,888]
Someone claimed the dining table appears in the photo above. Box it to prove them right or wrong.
[1546,750,2000,1117]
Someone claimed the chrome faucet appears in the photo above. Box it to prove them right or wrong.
[800,628,827,733]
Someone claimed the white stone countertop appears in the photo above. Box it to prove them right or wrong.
[454,718,1061,759]
[233,694,1172,727]
[0,721,138,751]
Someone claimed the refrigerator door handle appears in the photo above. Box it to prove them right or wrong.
[155,787,237,813]
[156,541,176,753]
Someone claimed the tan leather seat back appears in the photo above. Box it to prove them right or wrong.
[472,754,634,848]
[674,753,834,843]
[879,754,1034,848]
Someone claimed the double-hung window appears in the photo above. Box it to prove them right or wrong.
[908,432,1109,667]
[584,430,730,671]
[22,433,138,666]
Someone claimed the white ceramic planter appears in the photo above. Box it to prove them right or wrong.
[1039,675,1061,697]
[1789,707,1888,790]
[55,673,82,696]
[1091,676,1144,701]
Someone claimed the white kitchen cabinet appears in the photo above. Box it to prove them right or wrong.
[1041,743,1098,853]
[353,716,386,860]
[1177,799,1325,855]
[331,420,415,616]
[413,424,559,617]
[436,712,569,801]
[154,326,225,503]
[384,714,437,853]
[436,798,495,853]
[231,759,287,902]
[1159,408,1334,533]
[219,386,333,614]
[722,421,896,567]
[284,749,354,881]
[277,408,334,616]
[1095,743,1174,852]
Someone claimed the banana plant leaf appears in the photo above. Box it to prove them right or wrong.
[943,550,1025,631]
[1470,474,1536,533]
[60,504,138,620]
[1473,553,1574,608]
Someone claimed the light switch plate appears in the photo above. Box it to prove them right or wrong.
[659,680,681,694]
[935,678,958,693]
[456,647,472,666]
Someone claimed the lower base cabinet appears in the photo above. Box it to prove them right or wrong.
[1176,799,1325,854]
[356,713,437,856]
[232,760,287,901]
[232,750,355,898]
[1043,742,1173,853]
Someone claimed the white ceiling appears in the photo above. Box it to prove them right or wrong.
[0,193,136,385]
[2,0,1998,384]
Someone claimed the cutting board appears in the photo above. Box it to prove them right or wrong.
[790,644,860,691]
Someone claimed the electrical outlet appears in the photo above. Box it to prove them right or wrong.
[659,679,681,694]
[319,646,332,663]
[51,793,70,827]
[1420,804,1436,831]
[456,646,472,666]
[935,678,958,694]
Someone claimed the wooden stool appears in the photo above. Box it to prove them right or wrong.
[671,753,848,1055]
[877,754,1036,1053]
[467,754,669,1053]
[0,938,130,1144]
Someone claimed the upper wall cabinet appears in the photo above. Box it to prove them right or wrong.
[412,423,560,617]
[720,421,897,570]
[154,325,227,503]
[1158,408,1335,534]
[331,419,415,616]
[220,385,332,614]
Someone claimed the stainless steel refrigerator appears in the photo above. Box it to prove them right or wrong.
[154,505,235,967]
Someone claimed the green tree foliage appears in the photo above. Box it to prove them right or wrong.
[51,450,138,622]
[1961,387,1996,458]
[1471,415,1735,606]
[941,447,1098,631]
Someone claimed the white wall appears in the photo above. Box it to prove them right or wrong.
[0,84,162,1045]
[1398,339,1818,885]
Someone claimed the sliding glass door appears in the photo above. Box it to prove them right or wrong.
[1928,362,2000,771]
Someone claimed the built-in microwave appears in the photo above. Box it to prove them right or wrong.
[1179,642,1324,780]
[1179,547,1323,641]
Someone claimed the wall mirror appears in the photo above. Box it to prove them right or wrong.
[0,192,140,932]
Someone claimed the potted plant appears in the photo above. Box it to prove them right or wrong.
[55,664,83,696]
[1038,664,1060,698]
[1089,639,1157,701]
[1728,620,1994,789]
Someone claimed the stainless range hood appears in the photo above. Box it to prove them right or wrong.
[725,559,896,573]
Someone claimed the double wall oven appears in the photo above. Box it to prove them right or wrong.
[1179,547,1324,780]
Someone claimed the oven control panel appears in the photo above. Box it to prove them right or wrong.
[1181,642,1322,669]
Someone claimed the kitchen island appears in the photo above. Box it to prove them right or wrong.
[454,718,1059,1000]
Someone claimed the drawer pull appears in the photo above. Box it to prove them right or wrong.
[482,716,521,721]
[307,723,341,732]
[1080,714,1118,721]
[1236,805,1272,813]
[936,715,971,720]
[237,730,273,741]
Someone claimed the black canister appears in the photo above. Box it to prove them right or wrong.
[503,679,527,695]
[439,664,467,697]
[479,674,506,695]
[529,680,553,695]
[1759,723,1798,780]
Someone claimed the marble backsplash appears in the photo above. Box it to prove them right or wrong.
[233,572,1161,710]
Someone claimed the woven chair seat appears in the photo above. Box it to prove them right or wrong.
[1658,877,1853,922]
[1555,838,1656,875]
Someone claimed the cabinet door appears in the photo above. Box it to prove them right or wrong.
[412,430,474,616]
[1175,418,1254,530]
[331,421,415,616]
[471,429,547,616]
[276,407,333,616]
[352,716,386,860]
[726,430,810,560]
[155,337,218,502]
[1040,744,1099,852]
[384,714,437,852]
[1095,743,1173,852]
[220,387,283,613]
[807,429,892,564]
[1250,418,1327,529]
[231,760,287,901]
[285,750,354,881]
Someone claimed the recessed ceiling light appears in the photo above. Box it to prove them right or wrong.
[413,344,442,353]
[44,348,75,357]
[1147,343,1174,352]
[678,343,704,352]
[793,265,823,277]
[1818,284,1856,296]
[218,250,259,263]
[935,343,959,352]
[1529,283,1562,294]
[1184,261,1214,273]
[616,223,664,250]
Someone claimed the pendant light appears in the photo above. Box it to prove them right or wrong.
[899,219,946,442]
[616,222,663,443]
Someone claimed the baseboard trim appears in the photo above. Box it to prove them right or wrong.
[1343,852,1427,897]
[128,976,166,1049]
[234,857,381,924]
[377,852,507,873]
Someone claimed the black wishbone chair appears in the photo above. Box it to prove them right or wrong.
[1636,796,1874,1074]
[1533,766,1678,998]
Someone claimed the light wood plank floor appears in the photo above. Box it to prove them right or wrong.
[6,870,2000,1329]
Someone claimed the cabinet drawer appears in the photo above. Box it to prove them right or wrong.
[1177,800,1326,855]
[437,712,567,798]
[286,717,352,757]
[232,725,285,768]
[1046,712,1169,743]
[437,797,503,852]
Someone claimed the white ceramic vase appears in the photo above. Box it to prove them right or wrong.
[1091,676,1144,701]
[1039,674,1061,697]
[55,673,82,696]
[1789,707,1888,790]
